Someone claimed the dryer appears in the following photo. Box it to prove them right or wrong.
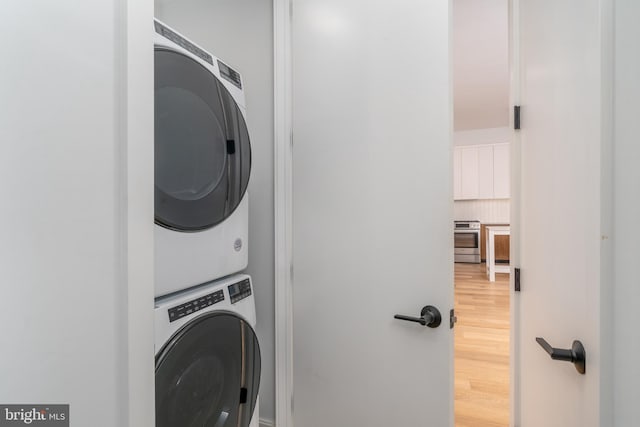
[155,273,260,427]
[154,19,251,297]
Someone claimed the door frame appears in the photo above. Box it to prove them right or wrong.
[273,0,294,426]
[123,0,156,425]
[508,0,521,424]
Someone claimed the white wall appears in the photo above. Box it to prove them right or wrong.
[154,1,275,423]
[453,0,509,131]
[613,0,640,424]
[0,1,154,426]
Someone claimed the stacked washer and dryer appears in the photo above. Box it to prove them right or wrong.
[153,19,260,427]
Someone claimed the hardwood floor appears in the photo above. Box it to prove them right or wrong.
[454,262,510,427]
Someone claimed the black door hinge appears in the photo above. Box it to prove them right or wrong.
[450,309,457,329]
[514,268,521,292]
[514,105,521,130]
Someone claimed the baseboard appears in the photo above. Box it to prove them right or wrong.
[259,418,275,427]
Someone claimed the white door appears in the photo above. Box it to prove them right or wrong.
[517,0,608,425]
[291,1,453,426]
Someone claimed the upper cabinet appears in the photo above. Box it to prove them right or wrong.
[453,143,510,200]
[453,147,462,199]
[460,147,479,199]
[477,145,495,199]
[492,143,510,199]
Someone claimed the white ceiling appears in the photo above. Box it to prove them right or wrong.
[453,0,510,131]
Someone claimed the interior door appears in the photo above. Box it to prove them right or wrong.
[291,1,453,426]
[517,0,607,425]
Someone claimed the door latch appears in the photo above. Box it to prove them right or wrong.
[450,309,457,329]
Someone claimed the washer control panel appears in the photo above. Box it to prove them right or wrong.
[228,278,252,304]
[167,289,224,323]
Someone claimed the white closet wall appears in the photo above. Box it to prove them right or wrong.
[0,2,154,426]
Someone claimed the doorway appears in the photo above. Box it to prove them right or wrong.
[276,0,614,425]
[452,1,512,426]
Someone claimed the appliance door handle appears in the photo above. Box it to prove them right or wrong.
[535,337,586,374]
[394,305,442,328]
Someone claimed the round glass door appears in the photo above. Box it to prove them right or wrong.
[155,312,261,427]
[155,48,251,231]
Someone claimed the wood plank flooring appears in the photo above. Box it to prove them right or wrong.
[454,263,510,427]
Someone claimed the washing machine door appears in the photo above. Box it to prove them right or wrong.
[155,312,261,427]
[154,48,251,231]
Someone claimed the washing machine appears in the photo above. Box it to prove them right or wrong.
[154,19,252,297]
[155,273,260,427]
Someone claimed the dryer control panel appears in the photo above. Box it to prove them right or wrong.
[218,60,242,89]
[155,20,214,65]
[167,290,224,322]
[228,278,252,304]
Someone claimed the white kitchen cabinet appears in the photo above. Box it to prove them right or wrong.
[478,145,494,199]
[453,147,462,200]
[460,146,479,199]
[453,143,510,200]
[493,143,510,198]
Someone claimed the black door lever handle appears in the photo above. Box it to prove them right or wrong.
[394,305,442,328]
[536,337,586,374]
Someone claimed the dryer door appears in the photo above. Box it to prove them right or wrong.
[154,48,251,231]
[155,312,261,427]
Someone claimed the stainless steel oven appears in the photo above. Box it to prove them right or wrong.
[454,220,481,263]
